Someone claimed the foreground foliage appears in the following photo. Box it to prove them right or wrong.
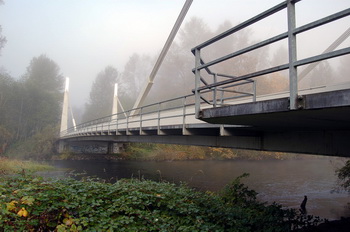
[0,173,322,231]
[336,159,350,192]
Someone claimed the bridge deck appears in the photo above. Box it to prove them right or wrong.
[60,83,350,157]
[200,88,350,131]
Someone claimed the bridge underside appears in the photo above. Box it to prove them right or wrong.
[61,128,350,157]
[196,89,350,157]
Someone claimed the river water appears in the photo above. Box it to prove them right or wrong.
[46,156,350,220]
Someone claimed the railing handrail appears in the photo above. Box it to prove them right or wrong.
[192,0,350,117]
[61,93,197,137]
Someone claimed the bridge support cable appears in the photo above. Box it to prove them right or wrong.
[131,0,193,116]
[298,26,350,82]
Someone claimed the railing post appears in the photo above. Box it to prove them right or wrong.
[182,96,187,134]
[140,107,143,135]
[213,73,217,107]
[220,90,224,105]
[116,115,119,135]
[287,0,298,110]
[194,48,201,118]
[126,113,129,135]
[253,80,257,102]
[157,102,161,134]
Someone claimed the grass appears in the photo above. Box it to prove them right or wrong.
[0,157,54,175]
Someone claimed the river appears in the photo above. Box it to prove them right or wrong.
[46,155,350,220]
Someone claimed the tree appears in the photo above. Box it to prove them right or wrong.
[0,73,16,152]
[0,55,64,158]
[19,54,64,139]
[83,66,119,122]
[118,16,288,109]
[0,26,6,55]
[118,54,153,109]
[336,55,350,83]
[147,17,214,102]
[0,0,6,55]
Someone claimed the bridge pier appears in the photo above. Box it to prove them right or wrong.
[57,140,125,155]
[108,142,125,154]
[57,140,67,153]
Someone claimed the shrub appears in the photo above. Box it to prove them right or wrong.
[0,173,321,231]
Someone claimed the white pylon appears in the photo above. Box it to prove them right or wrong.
[60,77,69,135]
[112,83,118,120]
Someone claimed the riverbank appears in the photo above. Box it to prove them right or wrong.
[0,157,54,174]
[52,143,302,161]
[1,157,349,231]
[0,172,324,231]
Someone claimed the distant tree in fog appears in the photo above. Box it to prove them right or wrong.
[19,54,64,138]
[23,54,64,92]
[82,66,119,122]
[118,54,153,109]
[0,73,16,147]
[0,26,6,55]
[119,16,298,108]
[0,54,64,147]
[147,17,213,102]
[209,20,269,77]
[0,0,6,55]
[337,55,350,83]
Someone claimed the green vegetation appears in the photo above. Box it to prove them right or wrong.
[119,143,297,161]
[336,160,350,193]
[0,173,322,231]
[0,54,63,160]
[4,125,59,160]
[0,157,53,175]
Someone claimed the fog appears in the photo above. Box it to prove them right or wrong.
[0,0,349,110]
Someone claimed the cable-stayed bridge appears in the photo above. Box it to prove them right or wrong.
[59,0,350,157]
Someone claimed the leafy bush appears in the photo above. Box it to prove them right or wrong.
[336,160,350,192]
[0,173,321,231]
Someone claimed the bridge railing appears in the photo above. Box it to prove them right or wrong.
[192,0,350,118]
[61,93,202,138]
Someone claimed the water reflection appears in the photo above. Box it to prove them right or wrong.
[46,157,350,220]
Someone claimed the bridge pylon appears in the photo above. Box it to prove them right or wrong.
[60,77,69,134]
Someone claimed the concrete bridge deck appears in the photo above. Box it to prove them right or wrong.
[60,83,350,157]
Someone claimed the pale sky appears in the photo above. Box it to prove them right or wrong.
[0,0,349,107]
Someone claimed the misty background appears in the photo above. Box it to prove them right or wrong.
[0,0,349,157]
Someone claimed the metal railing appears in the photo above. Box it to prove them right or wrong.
[61,93,199,138]
[192,0,350,118]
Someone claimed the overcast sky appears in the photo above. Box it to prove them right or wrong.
[1,0,349,107]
